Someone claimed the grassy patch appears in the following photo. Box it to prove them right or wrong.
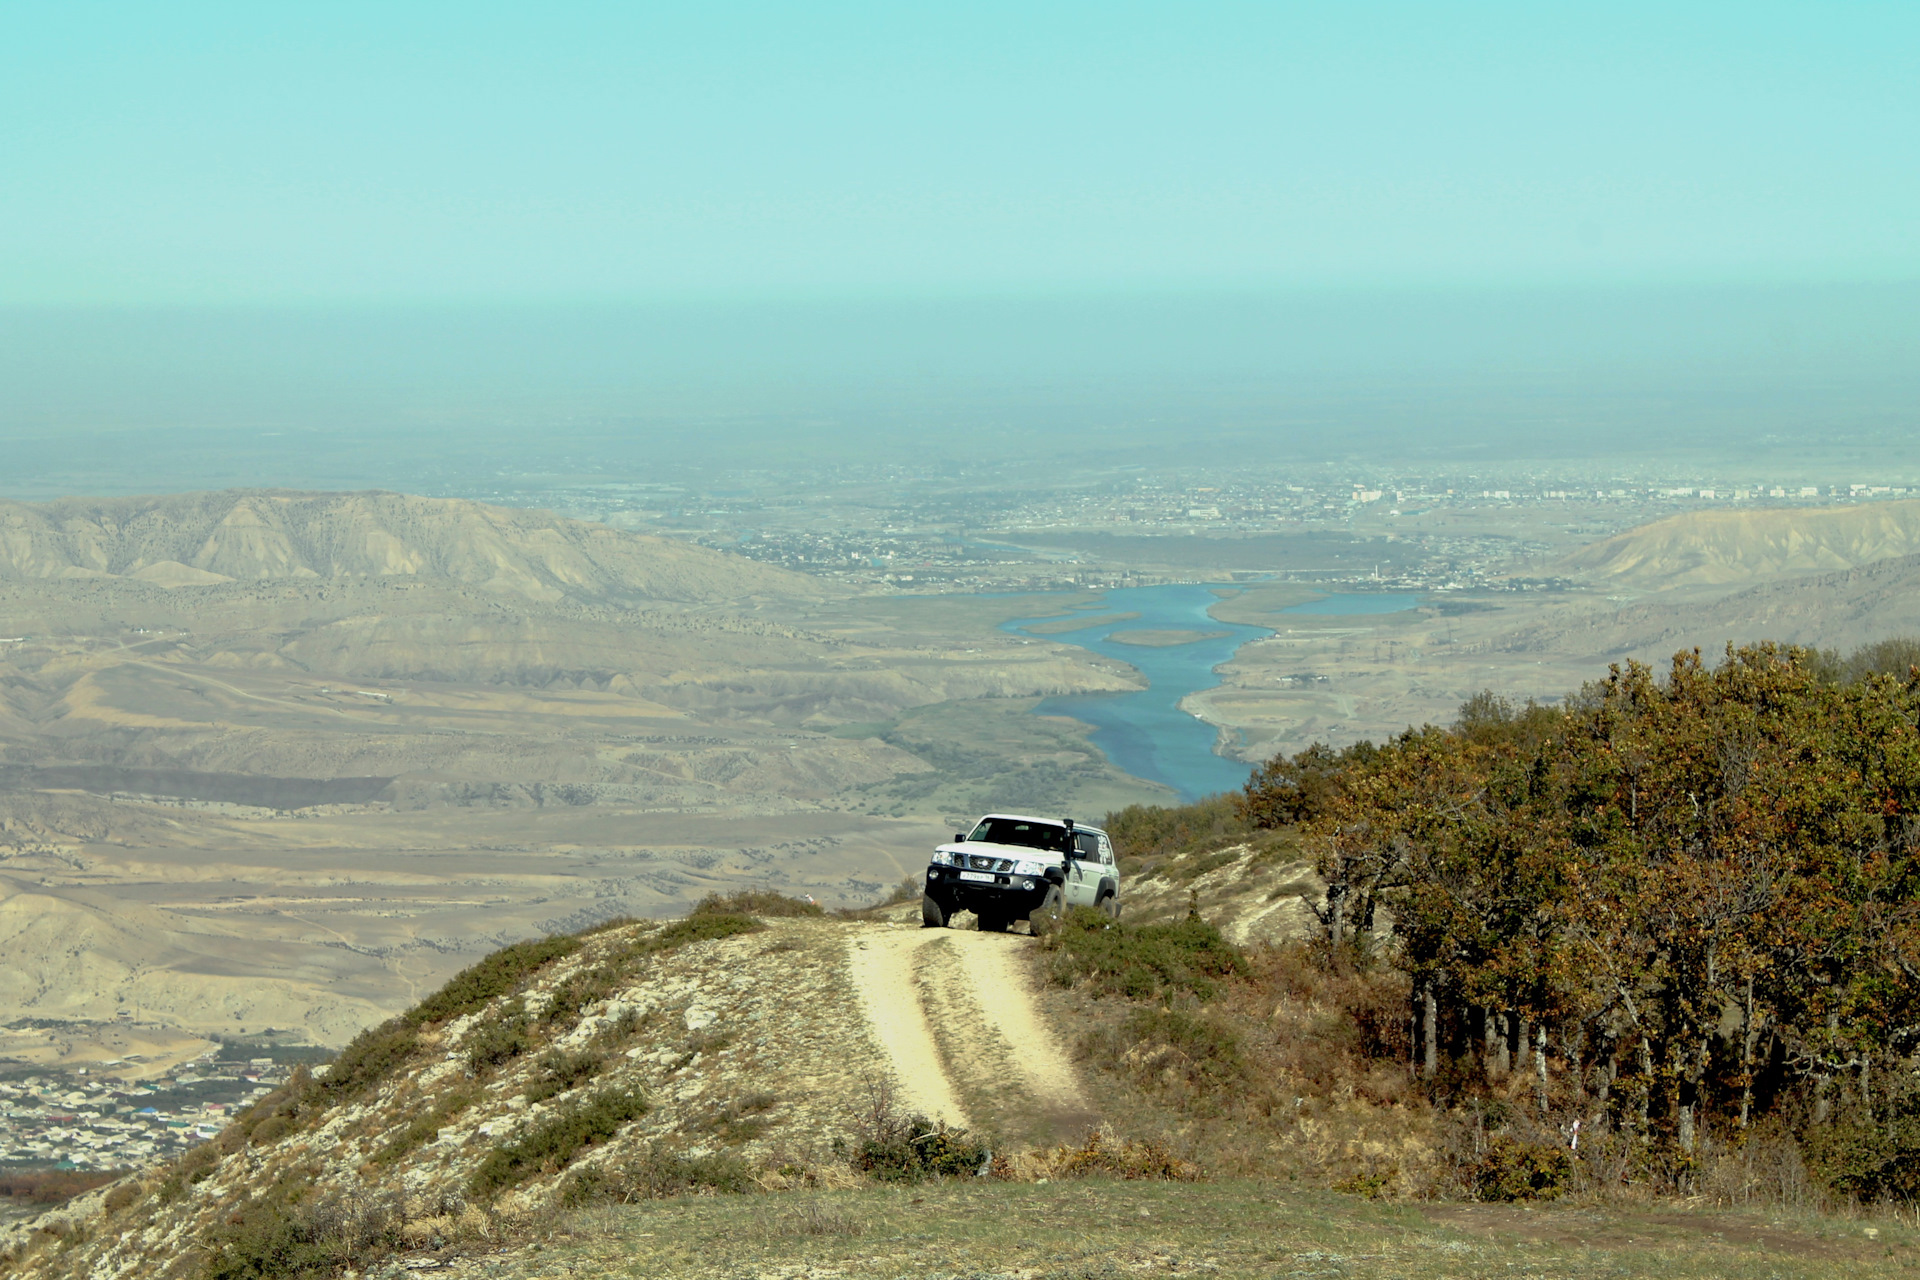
[1042,907,1246,1002]
[531,1178,1914,1280]
[469,1085,651,1197]
[686,1091,778,1145]
[559,1145,756,1206]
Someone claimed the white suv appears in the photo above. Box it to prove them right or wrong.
[921,813,1121,933]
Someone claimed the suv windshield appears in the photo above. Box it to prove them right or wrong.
[966,818,1071,853]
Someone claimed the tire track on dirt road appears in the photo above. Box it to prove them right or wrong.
[845,923,1092,1137]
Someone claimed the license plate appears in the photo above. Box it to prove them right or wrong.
[958,870,997,883]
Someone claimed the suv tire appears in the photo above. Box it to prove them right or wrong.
[1027,886,1065,937]
[921,893,950,929]
[1096,890,1121,922]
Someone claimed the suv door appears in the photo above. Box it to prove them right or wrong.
[1065,831,1103,907]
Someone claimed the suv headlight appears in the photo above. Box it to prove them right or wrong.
[929,850,954,867]
[1012,859,1046,876]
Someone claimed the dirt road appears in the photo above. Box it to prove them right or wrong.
[845,923,1091,1137]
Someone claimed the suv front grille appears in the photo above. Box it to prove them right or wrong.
[967,855,1014,873]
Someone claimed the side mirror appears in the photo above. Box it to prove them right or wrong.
[954,833,967,843]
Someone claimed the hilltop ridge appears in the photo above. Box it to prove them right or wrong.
[0,490,825,605]
[1555,497,1920,588]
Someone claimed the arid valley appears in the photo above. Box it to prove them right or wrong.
[4,483,1920,1084]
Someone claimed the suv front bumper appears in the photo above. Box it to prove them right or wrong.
[924,864,1051,914]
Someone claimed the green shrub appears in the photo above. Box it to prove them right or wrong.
[1043,908,1245,1002]
[1103,794,1251,865]
[1470,1136,1572,1202]
[319,1019,420,1102]
[1802,1110,1920,1203]
[850,1113,988,1183]
[469,1085,651,1196]
[643,912,765,954]
[372,1087,480,1167]
[201,1177,403,1280]
[463,1001,534,1074]
[693,890,823,918]
[523,1049,609,1104]
[558,1145,755,1205]
[542,962,625,1029]
[408,935,582,1027]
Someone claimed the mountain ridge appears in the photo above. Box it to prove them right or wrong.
[0,490,825,605]
[1554,498,1920,588]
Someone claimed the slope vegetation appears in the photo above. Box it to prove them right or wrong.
[1556,498,1920,588]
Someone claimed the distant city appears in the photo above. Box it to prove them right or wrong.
[0,1050,312,1176]
[446,462,1919,595]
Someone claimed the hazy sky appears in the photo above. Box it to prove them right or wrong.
[5,2,1917,305]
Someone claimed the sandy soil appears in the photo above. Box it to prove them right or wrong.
[844,923,1089,1138]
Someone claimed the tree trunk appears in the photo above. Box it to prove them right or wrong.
[1422,985,1439,1079]
[1737,975,1759,1129]
[1534,1022,1549,1110]
[1325,880,1348,951]
[1517,1017,1533,1075]
[1635,1038,1654,1133]
[1484,1008,1504,1079]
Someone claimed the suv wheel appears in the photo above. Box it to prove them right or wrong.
[921,893,950,929]
[1097,890,1121,922]
[1027,886,1065,936]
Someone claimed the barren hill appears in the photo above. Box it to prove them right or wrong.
[0,490,822,604]
[1503,550,1920,664]
[0,912,1100,1279]
[1555,499,1920,589]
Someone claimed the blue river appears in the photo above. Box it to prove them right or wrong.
[1002,585,1420,803]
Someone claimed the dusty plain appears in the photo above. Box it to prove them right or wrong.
[7,489,1920,1069]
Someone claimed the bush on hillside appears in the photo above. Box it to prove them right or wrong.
[693,889,824,918]
[469,1085,651,1196]
[407,935,583,1027]
[558,1145,755,1205]
[642,911,766,953]
[1102,794,1251,864]
[1042,907,1245,1003]
[202,1178,403,1280]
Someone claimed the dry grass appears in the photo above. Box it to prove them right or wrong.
[516,1178,1918,1280]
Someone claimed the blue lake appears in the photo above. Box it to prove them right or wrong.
[1003,587,1425,802]
[1003,584,1272,803]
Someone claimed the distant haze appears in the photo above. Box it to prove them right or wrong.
[4,284,1918,495]
[4,6,1918,490]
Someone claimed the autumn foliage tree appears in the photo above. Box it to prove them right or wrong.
[1240,642,1920,1197]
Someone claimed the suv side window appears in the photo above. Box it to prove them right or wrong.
[1097,835,1115,865]
[1073,832,1102,860]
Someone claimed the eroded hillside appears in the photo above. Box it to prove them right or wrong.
[0,906,1110,1280]
[0,491,1152,1053]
